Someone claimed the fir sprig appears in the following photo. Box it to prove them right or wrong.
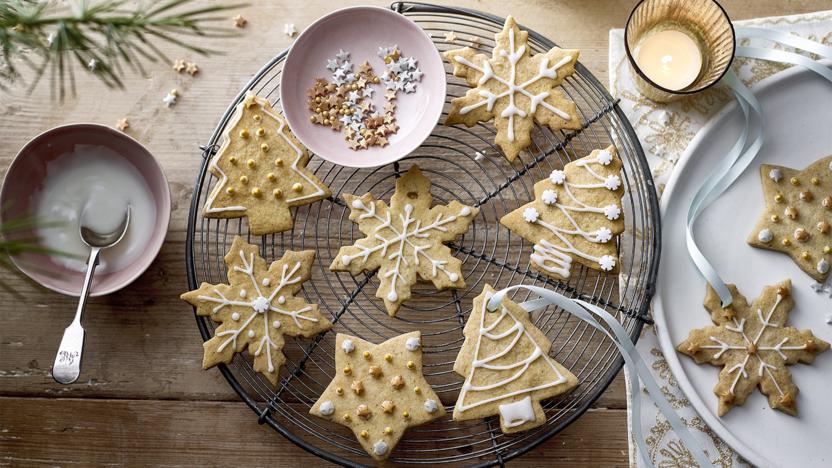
[1,0,244,99]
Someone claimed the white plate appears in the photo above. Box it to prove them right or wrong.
[653,64,832,467]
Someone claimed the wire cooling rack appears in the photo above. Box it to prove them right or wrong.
[185,2,660,466]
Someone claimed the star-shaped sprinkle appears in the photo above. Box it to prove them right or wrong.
[115,118,129,132]
[310,332,445,461]
[233,14,247,28]
[284,23,297,37]
[172,59,186,73]
[330,166,478,316]
[87,58,98,71]
[443,31,458,43]
[678,280,829,416]
[185,61,199,76]
[747,156,832,282]
[336,49,350,62]
[443,15,581,161]
[162,91,177,107]
[182,236,332,385]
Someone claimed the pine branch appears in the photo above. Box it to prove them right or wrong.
[1,0,245,99]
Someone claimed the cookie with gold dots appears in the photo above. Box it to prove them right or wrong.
[310,332,445,461]
[203,91,331,235]
[748,156,832,282]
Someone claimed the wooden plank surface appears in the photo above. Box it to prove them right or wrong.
[1,0,828,466]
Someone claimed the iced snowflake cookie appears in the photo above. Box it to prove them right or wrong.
[310,332,445,461]
[747,156,832,282]
[443,16,581,162]
[500,146,625,280]
[181,236,332,385]
[330,166,479,316]
[203,91,331,235]
[677,280,829,416]
[453,284,578,433]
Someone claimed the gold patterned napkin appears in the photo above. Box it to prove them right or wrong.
[609,10,832,468]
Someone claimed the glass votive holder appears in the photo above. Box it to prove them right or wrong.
[625,0,735,103]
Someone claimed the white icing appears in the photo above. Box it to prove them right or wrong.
[594,227,612,243]
[319,400,334,416]
[424,398,438,413]
[757,228,773,243]
[599,255,616,271]
[828,160,832,172]
[252,296,269,313]
[262,278,270,287]
[456,291,568,414]
[603,175,621,190]
[596,150,613,165]
[818,259,830,274]
[272,320,281,329]
[523,207,540,223]
[239,289,247,298]
[452,27,572,141]
[541,189,558,205]
[460,206,472,217]
[405,337,421,351]
[277,295,286,304]
[231,312,241,321]
[769,168,782,182]
[372,441,388,456]
[498,396,535,428]
[247,329,255,338]
[602,204,621,220]
[530,240,572,278]
[342,339,355,353]
[549,169,566,185]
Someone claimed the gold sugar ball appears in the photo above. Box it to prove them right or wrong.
[239,175,249,185]
[781,238,791,246]
[261,143,269,152]
[275,158,284,166]
[414,386,421,394]
[384,354,393,362]
[336,387,343,395]
[273,188,283,198]
[360,430,369,439]
[384,427,392,435]
[403,411,410,419]
[343,414,351,422]
[770,214,780,222]
[256,127,265,137]
[363,351,371,359]
[253,114,262,122]
[247,159,256,169]
[226,187,236,195]
[824,245,832,254]
[239,129,250,138]
[267,172,276,182]
[801,251,811,260]
[292,182,303,192]
[790,177,800,186]
[309,115,316,122]
[811,177,820,185]
[251,187,262,197]
[774,194,784,203]
[406,360,415,369]
[229,156,238,164]
[344,366,352,375]
[315,107,322,113]
[373,76,380,84]
[315,97,322,103]
[323,119,330,125]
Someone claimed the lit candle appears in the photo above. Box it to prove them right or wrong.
[635,28,703,91]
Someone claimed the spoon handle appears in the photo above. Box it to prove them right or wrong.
[52,247,101,385]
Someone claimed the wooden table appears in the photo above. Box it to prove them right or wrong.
[1,0,825,465]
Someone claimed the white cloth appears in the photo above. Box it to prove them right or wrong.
[608,10,832,468]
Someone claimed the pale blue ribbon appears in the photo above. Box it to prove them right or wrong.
[486,285,714,468]
[685,29,832,307]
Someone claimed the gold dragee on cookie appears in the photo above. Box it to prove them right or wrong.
[747,155,832,282]
[500,146,625,280]
[677,280,829,416]
[181,236,332,385]
[203,91,331,235]
[310,332,445,461]
[443,16,581,162]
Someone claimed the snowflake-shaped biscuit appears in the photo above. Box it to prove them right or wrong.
[310,332,445,461]
[330,166,479,316]
[181,236,332,385]
[501,146,625,280]
[678,280,829,416]
[203,91,331,235]
[444,16,581,162]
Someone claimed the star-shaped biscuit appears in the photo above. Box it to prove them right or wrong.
[181,236,332,385]
[677,280,828,416]
[443,16,581,162]
[310,332,445,461]
[747,156,832,282]
[203,91,331,236]
[500,146,625,280]
[330,166,479,316]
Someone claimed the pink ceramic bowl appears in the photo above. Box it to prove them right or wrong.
[280,6,445,168]
[0,124,171,297]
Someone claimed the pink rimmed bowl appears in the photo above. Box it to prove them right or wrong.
[280,6,446,168]
[0,124,171,297]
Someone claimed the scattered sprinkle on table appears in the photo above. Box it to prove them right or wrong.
[443,31,457,43]
[284,23,297,37]
[163,89,178,107]
[116,118,130,132]
[172,59,186,73]
[185,61,199,76]
[233,14,247,28]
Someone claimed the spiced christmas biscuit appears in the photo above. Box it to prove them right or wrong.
[181,236,332,385]
[443,16,581,162]
[677,280,829,416]
[500,146,625,280]
[747,155,832,282]
[453,284,578,433]
[310,332,445,461]
[203,91,331,235]
[330,166,479,316]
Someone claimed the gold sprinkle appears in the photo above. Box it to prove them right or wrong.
[292,182,303,192]
[360,430,369,439]
[801,251,811,260]
[344,366,352,375]
[239,129,250,138]
[253,114,262,122]
[267,172,276,182]
[384,354,393,362]
[777,285,790,297]
[825,246,832,254]
[384,427,392,435]
[315,107,322,113]
[774,194,784,203]
[770,214,780,222]
[790,177,800,186]
[226,187,235,195]
[343,414,351,422]
[351,379,363,395]
[323,119,330,125]
[363,351,371,359]
[369,365,382,378]
[247,159,256,169]
[381,400,395,413]
[811,177,820,185]
[315,97,322,103]
[275,158,284,166]
[407,361,415,369]
[390,375,404,390]
[261,143,269,152]
[229,156,238,164]
[403,411,410,419]
[273,189,283,198]
[240,175,249,185]
[336,387,343,395]
[251,187,262,197]
[782,238,791,246]
[256,127,265,137]
[309,115,316,122]
[414,386,421,394]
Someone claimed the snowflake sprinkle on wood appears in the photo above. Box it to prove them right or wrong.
[330,166,479,316]
[678,280,829,416]
[444,15,581,162]
[182,236,332,385]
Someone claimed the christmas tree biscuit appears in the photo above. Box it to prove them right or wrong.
[747,156,832,282]
[330,165,479,316]
[501,146,625,280]
[678,280,829,416]
[310,332,445,461]
[443,16,581,162]
[453,284,579,433]
[203,91,331,235]
[181,236,332,385]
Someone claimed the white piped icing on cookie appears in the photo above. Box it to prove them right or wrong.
[595,227,612,243]
[599,255,616,271]
[604,175,621,190]
[342,339,355,354]
[603,204,621,220]
[541,189,558,205]
[523,207,540,223]
[424,398,438,413]
[405,337,421,351]
[596,150,613,165]
[372,440,388,456]
[549,169,566,185]
[231,312,241,321]
[818,259,830,274]
[757,228,774,243]
[319,400,334,416]
[769,168,782,182]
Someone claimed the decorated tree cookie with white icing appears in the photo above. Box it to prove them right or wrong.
[181,236,332,385]
[310,331,445,461]
[500,146,625,280]
[678,280,829,416]
[443,15,581,162]
[453,284,578,433]
[330,165,479,316]
[203,91,331,235]
[747,155,832,282]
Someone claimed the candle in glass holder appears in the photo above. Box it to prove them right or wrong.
[635,28,703,91]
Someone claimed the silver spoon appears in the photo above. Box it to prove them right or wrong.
[52,204,131,384]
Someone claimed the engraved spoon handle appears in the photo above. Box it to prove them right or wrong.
[52,247,101,384]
